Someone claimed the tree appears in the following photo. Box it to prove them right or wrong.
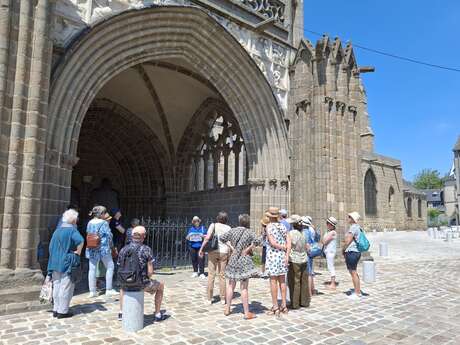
[413,169,444,189]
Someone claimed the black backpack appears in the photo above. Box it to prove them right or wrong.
[117,244,144,290]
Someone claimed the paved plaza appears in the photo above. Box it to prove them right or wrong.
[1,231,459,345]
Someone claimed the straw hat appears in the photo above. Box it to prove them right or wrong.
[265,207,280,218]
[326,216,338,227]
[287,214,302,224]
[301,216,312,226]
[348,212,361,223]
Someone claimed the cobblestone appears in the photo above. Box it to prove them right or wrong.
[1,231,460,344]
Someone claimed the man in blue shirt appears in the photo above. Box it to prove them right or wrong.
[186,216,207,278]
[280,209,292,231]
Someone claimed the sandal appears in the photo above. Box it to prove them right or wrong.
[280,305,288,314]
[224,307,231,316]
[266,306,280,316]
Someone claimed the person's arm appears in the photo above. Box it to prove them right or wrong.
[267,231,286,251]
[74,242,84,255]
[323,231,336,246]
[147,260,154,278]
[342,231,354,255]
[285,232,292,265]
[116,224,125,234]
[199,224,214,257]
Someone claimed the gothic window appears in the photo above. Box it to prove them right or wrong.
[417,199,422,218]
[191,112,247,191]
[388,186,395,209]
[364,169,377,216]
[407,197,412,218]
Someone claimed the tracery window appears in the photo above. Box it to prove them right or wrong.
[191,112,247,191]
[364,169,377,216]
[407,197,412,218]
[388,186,395,209]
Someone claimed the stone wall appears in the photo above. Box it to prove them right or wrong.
[167,186,250,225]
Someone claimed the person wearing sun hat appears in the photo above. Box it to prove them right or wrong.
[286,214,309,309]
[342,211,362,300]
[322,216,338,290]
[264,207,291,316]
[186,216,207,279]
[302,216,321,296]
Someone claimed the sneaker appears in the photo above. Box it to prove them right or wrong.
[347,293,361,300]
[105,289,118,297]
[57,312,73,319]
[88,292,97,298]
[199,274,206,280]
[154,312,167,322]
[118,313,122,321]
[191,272,199,278]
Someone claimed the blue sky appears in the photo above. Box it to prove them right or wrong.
[304,1,460,180]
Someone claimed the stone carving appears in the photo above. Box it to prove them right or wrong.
[52,0,292,110]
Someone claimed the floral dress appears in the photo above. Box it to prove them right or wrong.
[85,218,113,261]
[265,222,288,277]
[220,227,262,281]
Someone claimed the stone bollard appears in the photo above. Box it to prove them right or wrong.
[445,232,453,242]
[379,242,388,257]
[428,228,433,238]
[362,260,376,283]
[122,290,144,333]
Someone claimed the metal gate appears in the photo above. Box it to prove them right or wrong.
[141,217,215,269]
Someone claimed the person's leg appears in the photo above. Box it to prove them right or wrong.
[59,274,74,314]
[198,252,205,275]
[269,277,279,310]
[190,248,198,273]
[154,282,165,315]
[102,255,114,291]
[52,272,61,314]
[218,254,228,302]
[291,263,301,309]
[279,275,287,310]
[300,262,310,307]
[326,252,336,288]
[261,246,267,273]
[240,280,251,317]
[119,289,124,314]
[207,251,217,301]
[351,270,361,295]
[287,263,295,307]
[88,258,97,294]
[225,279,236,314]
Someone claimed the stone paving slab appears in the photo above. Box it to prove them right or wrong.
[1,231,460,345]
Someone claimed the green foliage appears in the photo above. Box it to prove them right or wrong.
[252,253,262,267]
[428,208,442,220]
[413,169,444,189]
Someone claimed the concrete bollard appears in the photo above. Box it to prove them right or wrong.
[445,232,453,242]
[379,242,388,257]
[362,261,376,283]
[428,228,433,238]
[122,290,144,333]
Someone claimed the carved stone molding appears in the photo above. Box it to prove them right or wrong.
[324,96,334,111]
[247,178,266,187]
[336,101,346,114]
[295,99,310,116]
[60,154,80,169]
[280,179,289,190]
[268,178,277,190]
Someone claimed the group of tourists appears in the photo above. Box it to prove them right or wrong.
[47,205,166,321]
[47,203,366,322]
[186,207,366,319]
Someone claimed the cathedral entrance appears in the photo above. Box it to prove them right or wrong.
[71,62,250,223]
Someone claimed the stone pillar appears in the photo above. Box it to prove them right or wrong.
[0,0,54,309]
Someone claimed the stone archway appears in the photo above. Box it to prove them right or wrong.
[42,6,289,234]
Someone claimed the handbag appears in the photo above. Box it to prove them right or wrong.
[86,222,105,249]
[39,275,53,304]
[203,223,219,252]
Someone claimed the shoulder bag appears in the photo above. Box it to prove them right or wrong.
[86,221,105,249]
[203,223,219,252]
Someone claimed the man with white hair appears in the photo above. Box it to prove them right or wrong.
[279,209,292,231]
[117,226,166,321]
[47,209,84,318]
